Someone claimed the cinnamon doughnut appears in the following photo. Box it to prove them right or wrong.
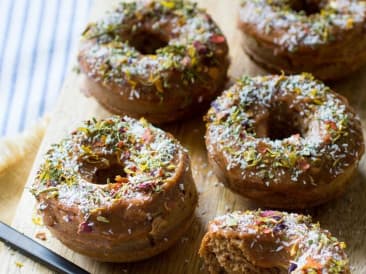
[204,74,364,209]
[199,210,350,273]
[238,0,366,81]
[78,0,229,124]
[31,116,198,262]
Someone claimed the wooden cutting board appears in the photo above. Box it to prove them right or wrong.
[1,0,366,273]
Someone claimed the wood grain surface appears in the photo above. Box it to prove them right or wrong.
[1,0,366,273]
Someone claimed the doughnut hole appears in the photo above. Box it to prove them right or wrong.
[129,31,169,55]
[255,102,304,140]
[290,0,322,15]
[94,163,127,185]
[79,160,127,185]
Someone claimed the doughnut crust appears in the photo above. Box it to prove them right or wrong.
[78,0,229,124]
[31,116,198,262]
[199,210,350,273]
[204,74,364,209]
[238,0,366,81]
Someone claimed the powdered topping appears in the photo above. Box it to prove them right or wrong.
[239,0,366,51]
[205,74,363,185]
[31,116,185,215]
[80,0,227,99]
[213,210,349,273]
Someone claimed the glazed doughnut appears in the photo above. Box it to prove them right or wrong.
[31,116,198,262]
[204,74,364,209]
[78,0,229,124]
[199,210,350,273]
[238,0,366,81]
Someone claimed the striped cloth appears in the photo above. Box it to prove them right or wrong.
[0,0,93,137]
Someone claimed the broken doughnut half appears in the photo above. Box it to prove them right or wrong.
[199,210,350,273]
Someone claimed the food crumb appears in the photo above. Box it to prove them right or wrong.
[31,215,43,226]
[15,261,24,268]
[35,232,47,241]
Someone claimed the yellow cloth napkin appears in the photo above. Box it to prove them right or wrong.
[0,118,48,225]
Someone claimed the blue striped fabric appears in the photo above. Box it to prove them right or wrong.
[0,0,93,137]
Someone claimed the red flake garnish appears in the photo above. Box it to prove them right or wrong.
[210,34,225,44]
[257,141,268,154]
[117,141,124,148]
[142,128,153,143]
[298,158,310,171]
[137,181,156,192]
[78,221,93,233]
[323,133,331,144]
[193,41,208,54]
[260,210,278,217]
[325,120,337,130]
[304,257,322,270]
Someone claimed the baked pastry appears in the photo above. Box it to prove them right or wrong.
[31,116,198,262]
[78,0,229,124]
[238,0,366,81]
[199,210,350,273]
[204,74,364,209]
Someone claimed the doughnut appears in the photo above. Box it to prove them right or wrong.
[238,0,366,81]
[78,0,229,124]
[31,116,198,262]
[204,74,364,209]
[199,210,350,273]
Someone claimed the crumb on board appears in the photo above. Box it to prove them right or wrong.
[31,215,43,226]
[35,232,47,241]
[15,261,24,268]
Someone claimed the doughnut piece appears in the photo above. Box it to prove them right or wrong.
[78,0,229,124]
[31,116,198,262]
[238,0,366,80]
[199,210,350,273]
[205,74,364,208]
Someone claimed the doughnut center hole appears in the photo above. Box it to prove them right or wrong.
[267,105,302,140]
[94,163,126,185]
[130,31,168,55]
[290,0,321,15]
